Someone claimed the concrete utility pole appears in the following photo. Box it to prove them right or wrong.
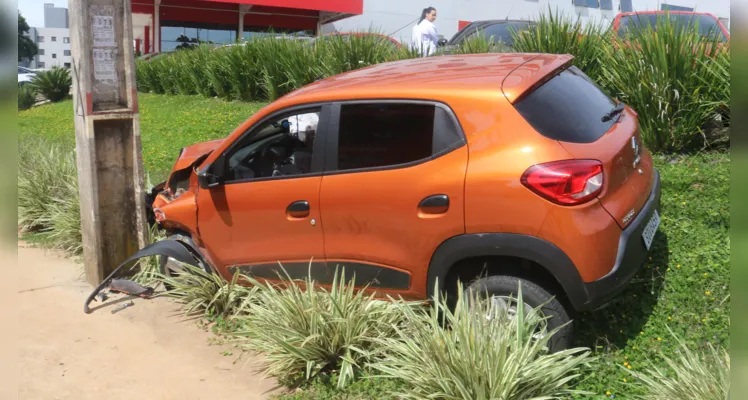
[69,0,148,286]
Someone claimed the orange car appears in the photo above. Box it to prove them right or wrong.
[152,53,661,351]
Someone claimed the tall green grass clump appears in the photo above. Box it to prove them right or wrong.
[221,43,262,101]
[447,32,512,55]
[598,15,730,151]
[314,31,399,75]
[18,135,81,253]
[369,284,592,400]
[135,58,162,93]
[160,263,258,318]
[18,84,37,110]
[255,36,322,100]
[627,328,729,400]
[233,267,410,389]
[30,67,72,103]
[510,7,610,81]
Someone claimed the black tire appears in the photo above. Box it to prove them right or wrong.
[464,275,572,353]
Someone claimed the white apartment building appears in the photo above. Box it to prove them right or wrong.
[323,0,731,45]
[27,27,72,69]
[24,3,71,69]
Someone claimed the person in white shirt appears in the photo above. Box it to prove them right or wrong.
[411,7,439,57]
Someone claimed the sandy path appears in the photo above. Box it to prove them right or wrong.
[17,243,280,400]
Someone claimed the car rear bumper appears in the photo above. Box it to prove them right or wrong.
[575,170,661,311]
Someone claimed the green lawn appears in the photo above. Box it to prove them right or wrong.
[18,93,267,182]
[18,95,730,399]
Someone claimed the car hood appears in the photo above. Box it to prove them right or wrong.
[172,138,225,172]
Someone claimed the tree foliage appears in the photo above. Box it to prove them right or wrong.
[18,12,38,61]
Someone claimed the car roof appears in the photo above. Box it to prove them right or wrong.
[466,19,534,25]
[272,53,571,106]
[617,11,717,17]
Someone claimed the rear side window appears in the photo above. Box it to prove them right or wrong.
[513,66,617,143]
[335,103,463,171]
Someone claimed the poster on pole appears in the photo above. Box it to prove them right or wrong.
[92,15,115,47]
[93,48,117,81]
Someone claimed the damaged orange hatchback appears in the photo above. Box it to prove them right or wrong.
[151,53,661,351]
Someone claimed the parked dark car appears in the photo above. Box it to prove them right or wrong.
[440,20,535,52]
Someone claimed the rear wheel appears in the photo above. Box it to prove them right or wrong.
[464,275,572,353]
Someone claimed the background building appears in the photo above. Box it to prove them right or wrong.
[25,3,71,69]
[322,0,731,46]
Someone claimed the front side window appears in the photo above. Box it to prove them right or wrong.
[335,103,463,171]
[37,36,44,42]
[52,36,57,42]
[226,109,321,182]
[64,50,71,56]
[63,37,70,43]
[52,54,57,59]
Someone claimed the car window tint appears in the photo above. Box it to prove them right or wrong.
[336,103,462,171]
[478,22,531,46]
[618,14,726,41]
[227,110,320,181]
[513,66,617,143]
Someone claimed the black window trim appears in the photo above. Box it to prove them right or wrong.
[323,99,467,176]
[215,102,331,186]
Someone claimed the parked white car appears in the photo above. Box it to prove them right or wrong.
[18,66,36,86]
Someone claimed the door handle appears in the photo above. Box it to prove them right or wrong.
[418,194,449,215]
[287,200,310,218]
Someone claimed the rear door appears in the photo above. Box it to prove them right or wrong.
[318,101,468,298]
[512,65,654,228]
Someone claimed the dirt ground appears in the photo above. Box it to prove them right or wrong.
[18,242,280,400]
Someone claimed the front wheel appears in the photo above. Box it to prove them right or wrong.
[464,275,572,353]
[159,235,212,284]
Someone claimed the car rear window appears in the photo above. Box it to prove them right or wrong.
[617,14,727,41]
[513,66,618,143]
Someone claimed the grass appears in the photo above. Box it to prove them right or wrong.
[19,94,729,399]
[571,151,730,398]
[18,93,267,182]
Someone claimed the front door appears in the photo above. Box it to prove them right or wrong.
[196,106,329,281]
[319,101,468,299]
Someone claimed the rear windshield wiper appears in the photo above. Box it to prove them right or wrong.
[601,102,625,123]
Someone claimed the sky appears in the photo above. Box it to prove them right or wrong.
[18,0,68,28]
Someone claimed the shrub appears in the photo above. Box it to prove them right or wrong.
[446,32,512,55]
[30,67,72,103]
[314,31,398,75]
[597,17,729,151]
[627,328,729,400]
[18,84,37,110]
[131,222,167,286]
[368,284,592,400]
[18,136,77,232]
[160,263,256,318]
[233,267,411,388]
[135,58,163,93]
[510,7,610,81]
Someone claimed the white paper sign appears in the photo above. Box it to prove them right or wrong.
[93,48,117,81]
[93,15,115,47]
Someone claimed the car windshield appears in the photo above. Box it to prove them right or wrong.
[617,14,727,41]
[449,21,532,46]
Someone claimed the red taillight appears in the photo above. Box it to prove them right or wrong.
[521,160,604,205]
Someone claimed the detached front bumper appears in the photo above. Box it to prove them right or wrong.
[577,170,662,311]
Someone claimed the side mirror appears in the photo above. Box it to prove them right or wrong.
[438,38,448,47]
[197,168,222,189]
